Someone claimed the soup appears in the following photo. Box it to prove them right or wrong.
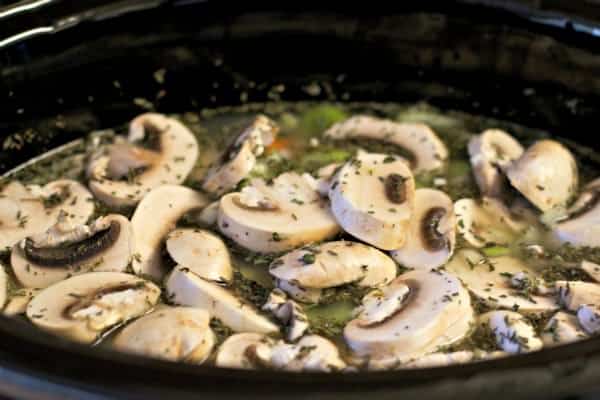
[2,102,600,371]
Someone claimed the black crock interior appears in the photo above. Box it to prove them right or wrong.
[1,1,600,399]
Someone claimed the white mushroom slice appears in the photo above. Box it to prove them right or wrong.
[218,172,339,253]
[262,289,309,341]
[398,351,474,369]
[553,178,600,247]
[580,260,600,283]
[3,288,39,317]
[324,115,448,173]
[329,153,415,250]
[344,269,473,366]
[577,305,600,334]
[88,113,199,207]
[270,335,346,372]
[165,266,278,334]
[454,197,527,248]
[391,188,455,269]
[276,279,322,304]
[215,333,274,369]
[131,185,209,280]
[506,140,578,212]
[26,272,160,343]
[113,306,215,363]
[195,201,220,227]
[468,129,524,197]
[166,229,232,283]
[0,265,7,310]
[202,115,279,195]
[479,310,543,354]
[11,214,133,288]
[269,241,397,290]
[556,280,600,311]
[0,180,94,250]
[541,311,587,346]
[446,249,557,313]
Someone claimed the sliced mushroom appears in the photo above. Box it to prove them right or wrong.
[391,188,455,269]
[468,129,523,197]
[262,289,309,341]
[113,306,215,363]
[215,333,275,369]
[329,152,415,250]
[0,180,94,250]
[131,185,209,280]
[445,249,557,313]
[577,305,600,334]
[553,178,600,247]
[398,351,474,369]
[556,280,600,311]
[479,310,543,354]
[0,265,7,310]
[344,269,473,368]
[506,140,578,212]
[26,272,160,343]
[3,288,39,317]
[202,115,279,196]
[166,229,232,283]
[541,311,587,346]
[88,113,199,207]
[194,201,220,227]
[218,172,339,253]
[579,260,600,283]
[11,213,133,288]
[275,279,323,304]
[270,335,346,372]
[324,115,448,173]
[270,241,397,298]
[165,266,278,334]
[454,197,527,248]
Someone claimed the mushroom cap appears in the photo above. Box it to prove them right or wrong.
[541,311,587,346]
[329,152,415,250]
[113,306,215,363]
[344,269,473,363]
[26,272,160,343]
[270,335,346,372]
[454,197,527,248]
[468,129,523,197]
[166,228,233,283]
[215,333,274,369]
[0,180,94,251]
[324,115,448,173]
[391,188,456,269]
[88,113,199,208]
[506,140,578,212]
[553,179,600,247]
[276,279,323,304]
[479,310,543,354]
[131,185,209,280]
[3,288,39,317]
[445,249,557,313]
[580,260,600,283]
[11,214,133,288]
[165,266,278,334]
[269,241,397,290]
[556,280,600,311]
[202,115,279,195]
[218,172,339,253]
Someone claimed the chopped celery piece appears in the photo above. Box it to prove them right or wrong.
[299,105,348,136]
[482,246,511,257]
[298,148,352,171]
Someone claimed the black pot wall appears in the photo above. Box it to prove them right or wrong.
[1,1,600,399]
